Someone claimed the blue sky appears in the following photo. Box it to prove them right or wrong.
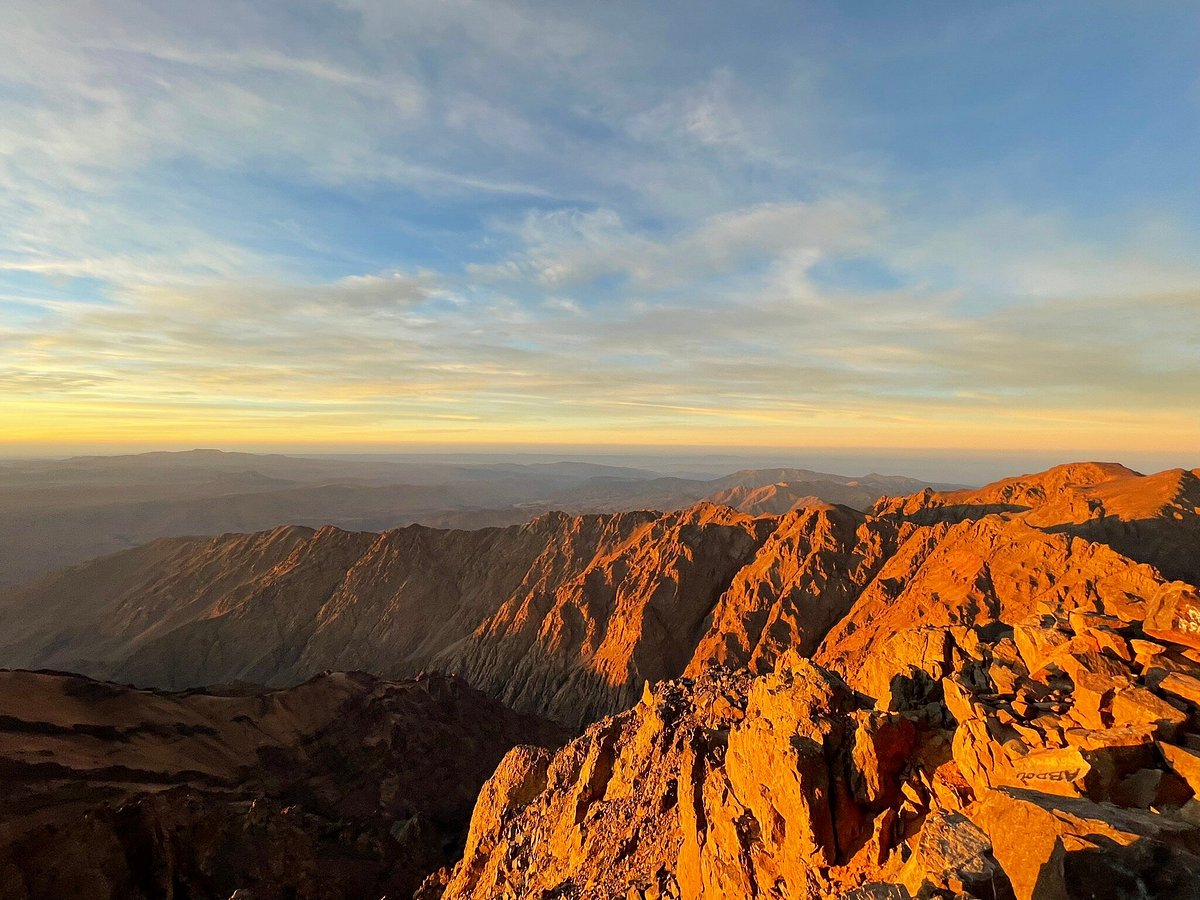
[1,1,1198,454]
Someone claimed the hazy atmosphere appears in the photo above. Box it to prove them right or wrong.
[2,1,1197,455]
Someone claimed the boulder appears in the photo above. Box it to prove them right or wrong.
[851,711,919,808]
[897,810,1006,898]
[860,629,952,711]
[1158,671,1200,708]
[1110,684,1188,737]
[1143,583,1200,653]
[1068,670,1123,730]
[1159,742,1200,794]
[1107,767,1190,810]
[1013,623,1069,675]
[973,787,1200,900]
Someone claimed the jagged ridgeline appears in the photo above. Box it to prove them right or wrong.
[1,462,1199,898]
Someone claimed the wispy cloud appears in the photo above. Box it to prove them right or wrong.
[0,1,1197,452]
[471,199,881,291]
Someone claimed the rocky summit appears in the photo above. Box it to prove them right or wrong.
[425,575,1200,899]
[1,462,1200,897]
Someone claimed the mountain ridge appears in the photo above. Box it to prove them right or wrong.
[0,452,957,586]
[3,461,1195,732]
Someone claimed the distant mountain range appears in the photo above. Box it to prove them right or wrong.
[0,449,957,585]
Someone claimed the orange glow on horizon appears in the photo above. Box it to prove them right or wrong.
[3,400,1196,459]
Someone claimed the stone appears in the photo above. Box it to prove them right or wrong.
[1069,670,1120,730]
[859,628,952,711]
[1142,664,1173,689]
[974,787,1200,900]
[1111,684,1188,737]
[987,661,1021,695]
[851,711,918,808]
[1050,642,1131,682]
[1068,610,1127,635]
[1112,768,1163,809]
[990,638,1025,669]
[1156,772,1194,808]
[880,667,942,712]
[1091,628,1132,661]
[941,676,977,725]
[897,810,1003,898]
[841,885,911,900]
[1006,746,1091,798]
[1158,671,1200,708]
[1131,637,1167,660]
[1160,742,1200,794]
[1013,623,1069,675]
[1063,724,1155,753]
[1058,727,1156,799]
[1143,583,1200,653]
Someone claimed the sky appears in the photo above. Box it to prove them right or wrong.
[1,1,1198,459]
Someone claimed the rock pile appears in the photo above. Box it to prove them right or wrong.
[426,570,1200,899]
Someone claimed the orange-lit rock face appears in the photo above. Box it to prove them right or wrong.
[686,504,899,675]
[433,658,894,900]
[446,503,778,726]
[433,582,1200,900]
[872,462,1200,585]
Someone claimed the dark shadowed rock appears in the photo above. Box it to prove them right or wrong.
[0,670,566,899]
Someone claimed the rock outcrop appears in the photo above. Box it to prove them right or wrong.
[873,462,1200,585]
[426,657,915,900]
[0,669,565,899]
[429,571,1200,900]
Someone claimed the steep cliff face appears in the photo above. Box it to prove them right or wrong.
[427,656,920,900]
[685,504,899,675]
[0,505,782,728]
[873,462,1200,585]
[0,512,668,711]
[440,504,775,726]
[0,669,565,900]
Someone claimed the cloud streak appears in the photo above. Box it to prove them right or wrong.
[0,1,1197,453]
